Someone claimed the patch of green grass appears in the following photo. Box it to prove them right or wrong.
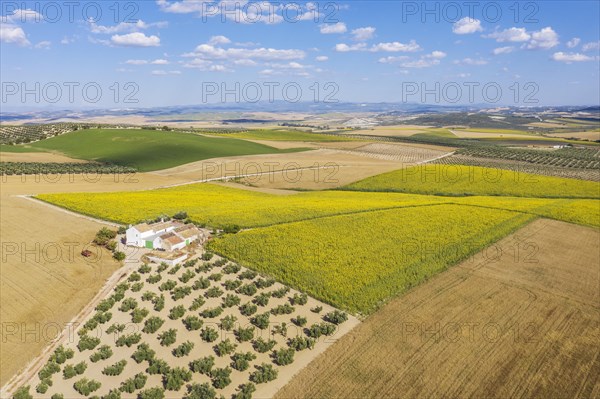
[0,144,44,153]
[29,129,304,171]
[455,128,534,135]
[412,129,457,139]
[211,129,358,142]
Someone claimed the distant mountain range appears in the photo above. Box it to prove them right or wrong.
[1,102,598,123]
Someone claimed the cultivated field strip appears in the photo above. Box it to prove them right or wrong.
[457,146,600,169]
[345,165,600,198]
[433,154,600,182]
[15,253,357,399]
[276,219,600,399]
[334,143,451,162]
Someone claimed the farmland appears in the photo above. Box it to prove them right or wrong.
[345,165,600,198]
[457,146,600,169]
[276,219,600,399]
[15,251,358,399]
[432,153,600,182]
[207,129,358,142]
[23,129,305,172]
[209,205,534,314]
[0,162,137,176]
[36,181,600,230]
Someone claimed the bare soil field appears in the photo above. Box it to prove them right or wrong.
[276,219,600,399]
[151,149,407,190]
[0,193,120,385]
[0,152,89,163]
[0,173,196,385]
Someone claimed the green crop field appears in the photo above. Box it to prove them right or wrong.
[0,144,44,153]
[209,205,534,314]
[24,129,303,171]
[345,165,600,198]
[455,128,535,135]
[209,129,357,142]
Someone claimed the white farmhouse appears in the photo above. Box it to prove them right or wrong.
[126,220,206,250]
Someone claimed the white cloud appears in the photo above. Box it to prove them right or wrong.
[486,27,531,42]
[452,17,483,34]
[233,59,257,66]
[320,22,347,34]
[151,59,169,64]
[370,40,420,52]
[566,37,580,48]
[400,59,441,68]
[493,46,514,55]
[378,56,409,64]
[380,51,445,68]
[209,65,231,72]
[337,40,420,53]
[208,35,231,45]
[156,0,211,14]
[582,41,600,51]
[90,20,167,34]
[524,27,559,50]
[126,59,148,65]
[34,40,51,49]
[427,51,447,59]
[186,43,305,60]
[315,55,328,61]
[151,70,182,75]
[5,9,43,23]
[454,58,488,65]
[552,52,596,63]
[60,35,77,45]
[351,26,375,41]
[0,22,30,46]
[156,1,322,25]
[111,32,160,47]
[335,43,367,52]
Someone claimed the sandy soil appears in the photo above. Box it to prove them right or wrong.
[150,149,407,190]
[277,219,600,398]
[0,152,89,163]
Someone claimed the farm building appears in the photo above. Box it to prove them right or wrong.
[125,220,208,250]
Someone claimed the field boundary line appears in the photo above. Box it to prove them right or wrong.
[15,195,121,227]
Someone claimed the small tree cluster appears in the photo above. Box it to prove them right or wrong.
[102,360,127,376]
[73,378,101,396]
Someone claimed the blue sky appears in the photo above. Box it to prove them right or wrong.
[1,1,599,108]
